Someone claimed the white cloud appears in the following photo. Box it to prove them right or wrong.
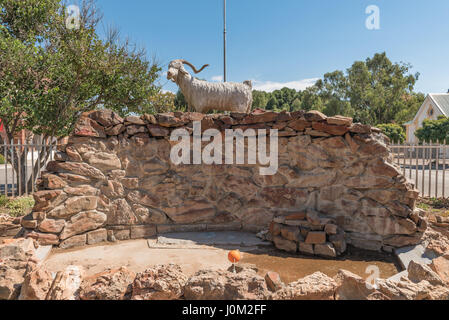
[211,75,223,82]
[253,78,319,92]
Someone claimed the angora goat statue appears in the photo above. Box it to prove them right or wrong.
[167,59,253,113]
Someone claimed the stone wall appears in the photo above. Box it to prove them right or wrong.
[22,109,426,253]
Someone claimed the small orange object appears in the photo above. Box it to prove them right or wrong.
[228,250,241,263]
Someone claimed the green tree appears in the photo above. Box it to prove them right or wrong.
[0,0,160,192]
[415,116,449,143]
[266,97,278,110]
[174,90,189,112]
[252,90,269,110]
[291,98,302,111]
[377,123,406,143]
[311,52,423,125]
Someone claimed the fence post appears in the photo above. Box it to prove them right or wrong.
[415,142,418,191]
[436,143,440,198]
[3,140,7,197]
[443,139,446,198]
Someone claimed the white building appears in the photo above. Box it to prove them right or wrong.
[404,93,449,143]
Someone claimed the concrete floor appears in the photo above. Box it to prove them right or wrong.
[44,232,269,277]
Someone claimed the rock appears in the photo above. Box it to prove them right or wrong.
[324,224,338,235]
[274,272,336,300]
[299,242,314,255]
[163,201,216,224]
[329,233,347,254]
[26,232,59,246]
[240,112,278,125]
[38,219,65,234]
[32,189,66,211]
[131,264,188,300]
[305,232,326,244]
[273,236,297,253]
[314,243,337,258]
[125,115,146,125]
[74,117,106,138]
[105,123,125,135]
[334,270,376,300]
[113,229,130,241]
[59,234,86,249]
[265,271,284,292]
[0,264,28,300]
[19,266,54,300]
[126,125,148,136]
[46,161,105,180]
[0,239,37,300]
[383,235,422,247]
[21,218,38,229]
[184,268,269,300]
[64,185,99,196]
[89,110,123,127]
[288,118,311,131]
[304,128,331,137]
[60,211,106,240]
[65,146,83,162]
[377,277,449,300]
[156,113,186,127]
[349,123,371,134]
[42,174,67,189]
[430,256,449,284]
[366,291,390,300]
[280,226,301,242]
[147,124,170,137]
[100,180,125,199]
[408,260,444,286]
[130,225,157,239]
[47,265,85,300]
[86,228,107,245]
[269,222,281,236]
[326,116,353,126]
[108,199,137,225]
[80,267,135,300]
[84,152,121,171]
[0,238,37,261]
[304,110,327,122]
[312,122,349,136]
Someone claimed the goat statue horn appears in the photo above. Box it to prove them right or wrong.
[181,60,209,74]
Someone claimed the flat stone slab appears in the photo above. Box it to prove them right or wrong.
[395,244,433,270]
[387,270,408,282]
[35,245,52,264]
[149,231,272,249]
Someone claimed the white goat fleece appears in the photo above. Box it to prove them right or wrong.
[167,59,253,114]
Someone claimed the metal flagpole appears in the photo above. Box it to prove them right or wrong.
[223,0,227,82]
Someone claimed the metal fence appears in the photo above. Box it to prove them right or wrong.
[391,143,449,198]
[0,142,58,197]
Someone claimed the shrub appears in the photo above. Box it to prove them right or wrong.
[377,123,406,143]
[0,196,35,217]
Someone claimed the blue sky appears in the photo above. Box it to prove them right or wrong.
[94,0,449,94]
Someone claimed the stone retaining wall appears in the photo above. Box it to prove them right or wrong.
[21,109,426,253]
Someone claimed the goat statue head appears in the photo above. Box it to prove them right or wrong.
[167,59,209,83]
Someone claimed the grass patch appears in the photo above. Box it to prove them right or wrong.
[0,195,35,217]
[417,198,449,217]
